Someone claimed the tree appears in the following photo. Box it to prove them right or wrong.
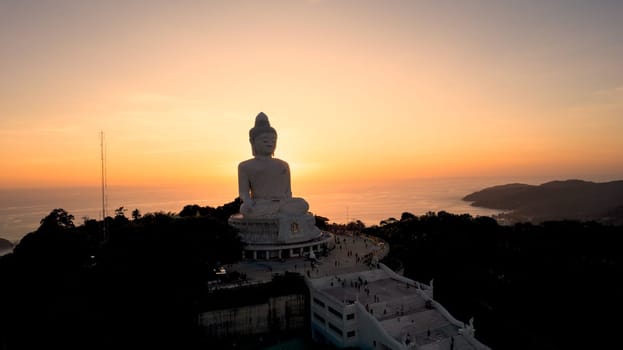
[39,208,75,231]
[314,215,330,230]
[380,217,398,226]
[346,220,366,232]
[13,208,88,270]
[179,204,202,217]
[131,208,142,221]
[112,207,130,226]
[400,212,416,221]
[115,206,128,218]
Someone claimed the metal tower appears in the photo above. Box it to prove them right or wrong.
[100,131,109,242]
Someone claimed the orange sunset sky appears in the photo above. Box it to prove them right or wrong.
[1,0,622,194]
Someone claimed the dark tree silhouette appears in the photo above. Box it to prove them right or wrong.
[114,206,127,218]
[131,208,141,221]
[39,208,75,231]
[1,201,244,350]
[366,211,623,350]
[400,212,416,221]
[314,215,329,230]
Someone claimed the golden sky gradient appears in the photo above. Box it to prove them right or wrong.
[1,0,622,195]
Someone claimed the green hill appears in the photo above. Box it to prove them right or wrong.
[463,179,623,224]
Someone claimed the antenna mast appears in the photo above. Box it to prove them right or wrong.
[100,131,108,242]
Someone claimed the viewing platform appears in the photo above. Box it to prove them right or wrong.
[307,265,492,350]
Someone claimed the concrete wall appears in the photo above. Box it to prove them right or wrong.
[356,303,405,350]
[199,294,306,339]
[308,282,404,350]
[309,288,360,348]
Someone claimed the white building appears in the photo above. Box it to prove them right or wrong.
[306,264,492,350]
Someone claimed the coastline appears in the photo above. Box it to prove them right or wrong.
[3,175,616,242]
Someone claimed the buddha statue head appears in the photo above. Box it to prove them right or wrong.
[249,112,277,157]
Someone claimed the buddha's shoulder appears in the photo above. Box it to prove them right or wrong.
[238,158,254,167]
[238,158,289,169]
[271,158,289,166]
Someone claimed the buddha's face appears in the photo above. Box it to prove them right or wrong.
[253,132,277,157]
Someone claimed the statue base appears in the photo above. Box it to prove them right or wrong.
[228,213,321,244]
[228,213,334,260]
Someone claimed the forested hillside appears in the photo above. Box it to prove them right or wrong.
[463,179,623,224]
[367,212,622,350]
[0,202,243,350]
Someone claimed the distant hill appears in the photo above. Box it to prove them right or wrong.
[463,179,623,224]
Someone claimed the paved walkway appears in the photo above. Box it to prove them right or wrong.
[215,233,389,288]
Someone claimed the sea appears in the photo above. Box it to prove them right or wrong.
[0,175,607,244]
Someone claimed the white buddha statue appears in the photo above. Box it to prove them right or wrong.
[238,112,310,218]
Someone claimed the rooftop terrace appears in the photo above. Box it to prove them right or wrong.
[311,268,488,350]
